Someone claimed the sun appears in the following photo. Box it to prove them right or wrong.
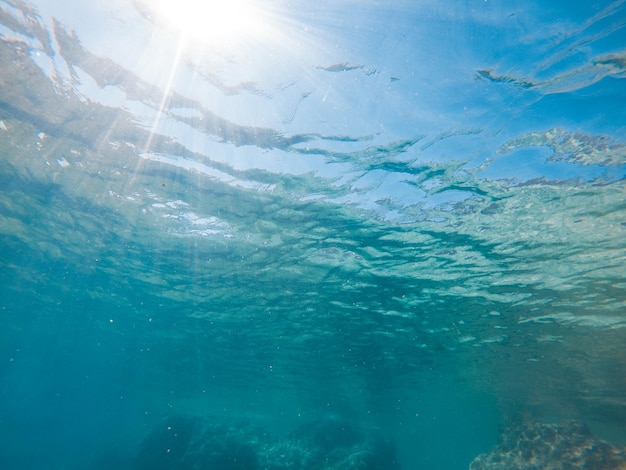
[137,0,274,47]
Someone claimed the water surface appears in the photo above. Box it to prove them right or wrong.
[0,0,625,468]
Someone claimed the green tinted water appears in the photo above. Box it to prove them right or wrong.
[1,114,625,468]
[1,0,626,467]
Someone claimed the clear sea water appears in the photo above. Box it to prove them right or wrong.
[1,0,625,469]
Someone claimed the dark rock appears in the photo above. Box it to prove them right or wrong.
[134,415,401,470]
[470,421,626,470]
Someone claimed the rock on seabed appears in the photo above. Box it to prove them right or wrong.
[470,421,626,470]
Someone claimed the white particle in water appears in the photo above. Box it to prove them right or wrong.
[57,158,70,168]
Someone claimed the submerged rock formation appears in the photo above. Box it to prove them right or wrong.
[470,421,626,470]
[133,414,400,470]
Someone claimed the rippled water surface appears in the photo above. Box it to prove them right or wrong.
[1,0,625,468]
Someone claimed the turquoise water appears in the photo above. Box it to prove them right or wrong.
[1,0,625,468]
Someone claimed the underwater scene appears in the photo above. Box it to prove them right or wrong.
[1,0,625,468]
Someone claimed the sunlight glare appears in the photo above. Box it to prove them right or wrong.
[147,0,272,46]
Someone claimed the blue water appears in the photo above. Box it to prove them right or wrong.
[1,0,625,469]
